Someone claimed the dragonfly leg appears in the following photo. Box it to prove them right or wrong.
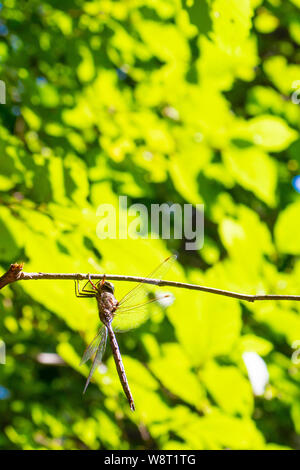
[88,273,98,290]
[94,275,106,287]
[74,280,95,298]
[93,275,106,287]
[81,278,96,294]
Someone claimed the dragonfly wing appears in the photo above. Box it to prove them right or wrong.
[80,327,105,365]
[113,296,174,332]
[117,294,173,313]
[82,327,108,394]
[94,326,108,365]
[117,255,176,310]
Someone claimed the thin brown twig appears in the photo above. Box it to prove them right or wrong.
[0,263,300,303]
[0,263,24,290]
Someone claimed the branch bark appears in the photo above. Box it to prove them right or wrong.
[1,263,300,303]
[0,263,24,290]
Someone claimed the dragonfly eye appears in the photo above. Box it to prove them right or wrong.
[102,281,115,295]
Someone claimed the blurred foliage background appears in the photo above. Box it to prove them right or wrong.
[0,0,300,450]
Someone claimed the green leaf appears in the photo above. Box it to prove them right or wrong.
[223,146,277,206]
[247,116,298,152]
[275,201,300,255]
[149,343,205,409]
[77,45,95,83]
[201,361,254,416]
[237,334,273,357]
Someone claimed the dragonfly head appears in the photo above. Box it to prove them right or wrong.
[99,280,115,295]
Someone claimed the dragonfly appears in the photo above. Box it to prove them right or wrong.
[75,254,177,411]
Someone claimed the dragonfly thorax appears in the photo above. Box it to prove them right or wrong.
[96,289,118,326]
[97,280,115,294]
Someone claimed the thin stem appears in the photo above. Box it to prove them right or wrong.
[0,263,300,303]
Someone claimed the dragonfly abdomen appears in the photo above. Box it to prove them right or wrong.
[107,324,135,411]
